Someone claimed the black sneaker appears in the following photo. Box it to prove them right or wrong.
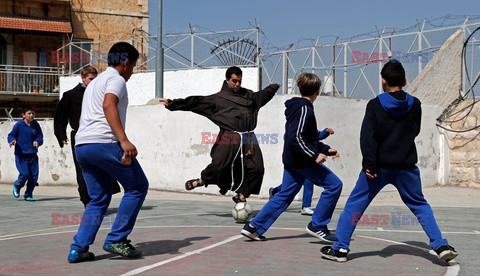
[241,224,266,241]
[103,239,143,258]
[434,245,458,262]
[320,246,348,262]
[306,222,337,243]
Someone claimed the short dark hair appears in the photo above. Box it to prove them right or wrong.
[22,105,34,114]
[80,65,98,77]
[107,42,139,67]
[296,73,321,96]
[381,59,406,87]
[226,66,242,79]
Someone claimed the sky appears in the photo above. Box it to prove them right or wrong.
[149,0,480,50]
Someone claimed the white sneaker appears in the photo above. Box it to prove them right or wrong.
[301,207,314,216]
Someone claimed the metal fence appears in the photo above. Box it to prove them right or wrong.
[149,17,479,99]
[0,65,62,94]
[158,26,260,70]
[259,18,480,98]
[55,16,480,100]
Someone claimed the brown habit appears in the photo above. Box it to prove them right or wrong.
[167,81,279,196]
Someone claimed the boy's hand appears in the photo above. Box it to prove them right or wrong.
[159,98,171,107]
[120,139,138,158]
[62,139,69,145]
[315,153,327,164]
[326,128,334,135]
[33,141,39,148]
[9,140,16,147]
[365,169,377,179]
[328,148,340,159]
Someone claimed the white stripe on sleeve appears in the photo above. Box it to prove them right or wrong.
[296,106,315,157]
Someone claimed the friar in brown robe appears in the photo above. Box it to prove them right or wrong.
[160,66,280,203]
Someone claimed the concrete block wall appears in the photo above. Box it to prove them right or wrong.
[0,95,445,198]
[60,67,260,106]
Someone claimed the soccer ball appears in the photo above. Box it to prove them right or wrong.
[232,202,254,223]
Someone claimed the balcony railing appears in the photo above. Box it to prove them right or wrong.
[0,65,63,94]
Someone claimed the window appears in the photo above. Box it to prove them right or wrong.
[69,39,92,74]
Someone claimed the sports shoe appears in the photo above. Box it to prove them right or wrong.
[241,224,266,241]
[67,249,95,263]
[301,207,314,216]
[232,194,246,203]
[24,197,36,202]
[306,221,337,243]
[320,246,348,262]
[268,187,275,200]
[434,245,458,262]
[12,186,20,198]
[103,240,143,258]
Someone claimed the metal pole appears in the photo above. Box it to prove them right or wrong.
[190,24,194,68]
[332,43,336,97]
[283,52,288,94]
[155,0,164,98]
[344,43,348,97]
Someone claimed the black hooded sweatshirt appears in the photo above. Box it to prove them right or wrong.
[360,90,421,174]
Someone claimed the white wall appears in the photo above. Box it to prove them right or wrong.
[59,67,260,105]
[0,92,443,199]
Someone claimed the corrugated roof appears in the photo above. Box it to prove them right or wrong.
[0,16,72,33]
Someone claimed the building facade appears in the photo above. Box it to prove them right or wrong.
[0,0,149,118]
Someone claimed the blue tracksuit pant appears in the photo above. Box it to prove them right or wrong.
[251,163,342,235]
[271,179,315,208]
[302,179,314,208]
[70,143,149,252]
[14,154,39,198]
[332,167,448,251]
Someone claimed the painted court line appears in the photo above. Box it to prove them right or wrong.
[357,235,460,276]
[0,226,462,275]
[0,225,77,239]
[1,224,478,241]
[120,235,243,276]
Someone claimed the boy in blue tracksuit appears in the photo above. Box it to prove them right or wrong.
[7,106,44,201]
[320,59,458,263]
[270,127,335,215]
[241,73,343,242]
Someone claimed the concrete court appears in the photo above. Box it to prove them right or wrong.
[0,184,479,275]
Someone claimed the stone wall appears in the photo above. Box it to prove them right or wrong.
[1,0,70,19]
[70,0,149,71]
[443,99,480,188]
[409,29,463,109]
[0,94,445,197]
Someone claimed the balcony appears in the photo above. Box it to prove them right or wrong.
[0,65,63,119]
[0,64,62,94]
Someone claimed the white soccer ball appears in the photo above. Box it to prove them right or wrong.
[232,202,254,223]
